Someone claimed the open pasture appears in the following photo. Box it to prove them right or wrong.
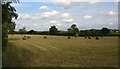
[3,34,118,67]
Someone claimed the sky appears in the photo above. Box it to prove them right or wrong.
[11,0,119,31]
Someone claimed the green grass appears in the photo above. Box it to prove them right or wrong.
[3,34,118,67]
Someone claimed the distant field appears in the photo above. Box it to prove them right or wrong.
[3,34,118,67]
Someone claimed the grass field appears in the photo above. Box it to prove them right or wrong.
[3,34,118,67]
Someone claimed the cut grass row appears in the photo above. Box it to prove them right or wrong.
[2,35,118,67]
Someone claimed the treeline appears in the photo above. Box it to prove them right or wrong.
[11,29,120,36]
[9,24,120,37]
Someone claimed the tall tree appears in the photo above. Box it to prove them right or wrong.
[49,26,58,35]
[2,1,18,47]
[19,27,26,35]
[28,30,36,34]
[67,24,79,36]
[1,0,20,3]
[101,27,110,35]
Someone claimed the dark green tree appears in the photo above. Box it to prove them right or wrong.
[1,0,20,3]
[101,27,110,35]
[67,24,79,36]
[49,26,58,35]
[2,1,18,47]
[28,30,36,34]
[19,27,26,35]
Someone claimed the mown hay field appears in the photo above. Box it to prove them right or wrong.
[3,34,118,67]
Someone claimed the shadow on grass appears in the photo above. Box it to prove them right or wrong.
[2,42,25,67]
[2,42,38,67]
[2,41,16,52]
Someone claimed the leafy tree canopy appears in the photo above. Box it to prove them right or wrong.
[2,1,18,47]
[49,26,58,35]
[101,27,110,35]
[67,24,79,35]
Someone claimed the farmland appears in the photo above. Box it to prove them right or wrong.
[3,34,118,67]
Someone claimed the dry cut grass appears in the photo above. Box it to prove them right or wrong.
[3,34,118,67]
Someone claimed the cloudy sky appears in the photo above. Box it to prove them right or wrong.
[11,0,118,31]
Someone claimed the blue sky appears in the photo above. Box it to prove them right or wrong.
[11,1,118,31]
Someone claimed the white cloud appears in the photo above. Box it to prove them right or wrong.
[17,23,25,29]
[39,6,50,10]
[52,0,119,9]
[109,22,114,25]
[62,18,74,23]
[54,1,71,9]
[100,11,117,16]
[61,2,71,9]
[62,13,71,18]
[14,2,118,31]
[62,13,74,23]
[52,0,105,9]
[109,11,117,16]
[72,23,77,24]
[34,23,37,26]
[17,10,60,20]
[51,10,60,15]
[11,3,26,7]
[84,15,92,19]
[20,0,119,2]
[52,0,104,2]
[41,10,60,18]
[90,1,96,4]
[18,14,31,19]
[50,20,58,23]
[18,14,39,20]
[31,17,38,19]
[57,23,62,26]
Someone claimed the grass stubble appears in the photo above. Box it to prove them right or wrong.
[2,34,118,67]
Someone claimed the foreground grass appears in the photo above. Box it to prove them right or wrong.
[3,34,118,67]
